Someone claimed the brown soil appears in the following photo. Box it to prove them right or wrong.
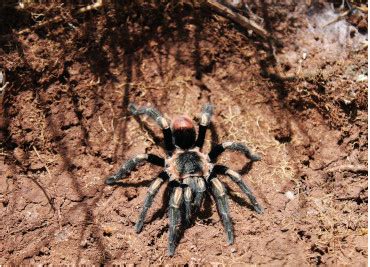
[0,1,367,265]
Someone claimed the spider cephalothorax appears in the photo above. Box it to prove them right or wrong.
[105,103,263,256]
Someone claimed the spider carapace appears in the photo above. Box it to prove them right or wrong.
[105,103,263,256]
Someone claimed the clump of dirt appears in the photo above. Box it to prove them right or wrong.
[0,1,367,265]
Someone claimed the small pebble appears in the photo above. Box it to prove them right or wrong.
[356,74,367,82]
[80,240,88,248]
[343,99,352,105]
[285,191,295,200]
[40,246,50,255]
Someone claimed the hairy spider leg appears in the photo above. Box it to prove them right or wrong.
[168,183,184,256]
[128,103,175,153]
[182,177,196,225]
[105,153,165,185]
[193,177,206,213]
[209,176,234,244]
[135,172,170,233]
[214,165,263,214]
[195,103,213,149]
[208,141,261,163]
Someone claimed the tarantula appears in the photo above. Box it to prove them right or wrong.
[105,103,263,256]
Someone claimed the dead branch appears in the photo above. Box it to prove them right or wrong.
[18,0,102,35]
[78,0,103,14]
[205,0,269,39]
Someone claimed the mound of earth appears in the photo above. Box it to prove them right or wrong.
[0,1,367,265]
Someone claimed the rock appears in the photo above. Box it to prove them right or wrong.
[13,147,26,162]
[285,191,295,200]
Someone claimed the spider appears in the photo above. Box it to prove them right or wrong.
[105,103,263,256]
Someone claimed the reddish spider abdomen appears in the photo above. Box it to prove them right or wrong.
[172,115,194,130]
[172,116,196,149]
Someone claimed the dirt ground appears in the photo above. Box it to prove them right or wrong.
[0,1,368,265]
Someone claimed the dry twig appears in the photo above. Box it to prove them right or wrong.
[326,164,368,173]
[322,10,352,28]
[18,16,64,34]
[78,0,103,13]
[0,70,8,101]
[32,146,53,179]
[205,0,269,39]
